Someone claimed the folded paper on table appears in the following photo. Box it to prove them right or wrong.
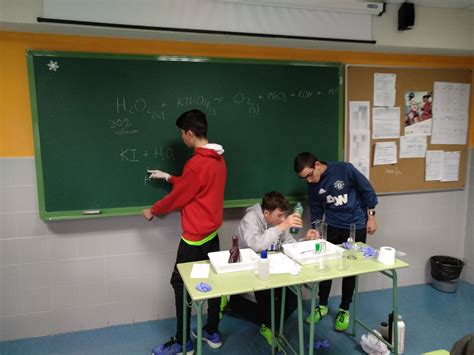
[267,253,301,275]
[190,264,210,278]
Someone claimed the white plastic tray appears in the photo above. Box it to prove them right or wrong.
[208,248,259,274]
[282,240,344,265]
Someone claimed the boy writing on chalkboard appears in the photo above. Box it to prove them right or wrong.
[293,152,377,332]
[143,109,227,355]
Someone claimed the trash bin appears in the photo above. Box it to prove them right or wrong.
[430,255,465,293]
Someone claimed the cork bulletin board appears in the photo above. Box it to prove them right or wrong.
[346,65,471,194]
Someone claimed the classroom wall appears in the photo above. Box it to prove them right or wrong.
[0,30,472,341]
[465,150,474,284]
[372,4,474,53]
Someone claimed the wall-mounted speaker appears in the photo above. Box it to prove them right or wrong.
[398,2,415,31]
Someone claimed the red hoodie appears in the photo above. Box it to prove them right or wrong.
[150,146,227,242]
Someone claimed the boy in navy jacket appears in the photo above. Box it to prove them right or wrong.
[294,152,378,332]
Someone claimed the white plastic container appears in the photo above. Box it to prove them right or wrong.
[282,240,344,265]
[257,250,270,280]
[208,248,258,274]
[395,315,405,354]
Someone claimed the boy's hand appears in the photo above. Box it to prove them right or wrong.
[279,213,303,231]
[367,216,377,235]
[303,228,319,240]
[147,169,171,181]
[143,208,154,221]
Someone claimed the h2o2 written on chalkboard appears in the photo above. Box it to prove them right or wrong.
[111,86,338,135]
[27,50,343,219]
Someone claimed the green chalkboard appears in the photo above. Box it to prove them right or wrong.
[27,50,343,220]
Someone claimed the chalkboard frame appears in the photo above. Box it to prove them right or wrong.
[27,50,344,220]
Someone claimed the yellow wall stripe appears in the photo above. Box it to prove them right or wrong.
[1,30,473,156]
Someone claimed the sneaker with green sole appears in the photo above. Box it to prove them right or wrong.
[219,296,228,320]
[305,305,328,324]
[335,309,350,332]
[259,325,273,346]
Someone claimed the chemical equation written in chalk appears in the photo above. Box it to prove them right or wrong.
[116,97,166,120]
[115,87,338,124]
[120,146,175,163]
[177,96,223,117]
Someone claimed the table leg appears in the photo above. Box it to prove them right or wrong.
[295,285,304,355]
[278,285,303,355]
[391,270,399,354]
[195,301,204,355]
[295,286,304,355]
[271,288,276,355]
[308,282,318,355]
[279,287,286,337]
[351,275,359,337]
[183,286,188,355]
[351,269,400,353]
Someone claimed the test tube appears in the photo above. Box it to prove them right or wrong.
[347,223,357,260]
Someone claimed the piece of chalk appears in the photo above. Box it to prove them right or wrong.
[82,210,102,215]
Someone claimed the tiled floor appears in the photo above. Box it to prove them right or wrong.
[1,281,473,354]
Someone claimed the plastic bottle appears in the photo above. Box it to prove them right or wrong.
[395,315,405,354]
[289,202,303,235]
[257,250,270,280]
[388,313,405,354]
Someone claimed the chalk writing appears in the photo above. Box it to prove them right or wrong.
[120,146,175,163]
[154,146,175,161]
[116,97,165,120]
[233,93,260,117]
[267,91,287,102]
[120,148,139,162]
[110,118,132,129]
[298,90,313,99]
[385,167,402,176]
[177,95,222,117]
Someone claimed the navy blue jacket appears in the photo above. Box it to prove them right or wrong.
[308,162,378,229]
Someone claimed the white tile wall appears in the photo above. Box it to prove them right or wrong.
[463,149,474,283]
[0,156,472,341]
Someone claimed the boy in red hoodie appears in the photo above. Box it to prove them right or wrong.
[143,109,227,355]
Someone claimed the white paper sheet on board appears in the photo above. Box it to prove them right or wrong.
[349,101,370,130]
[374,141,397,165]
[425,150,443,181]
[432,82,470,145]
[372,107,400,139]
[441,151,461,182]
[374,73,396,107]
[400,136,427,158]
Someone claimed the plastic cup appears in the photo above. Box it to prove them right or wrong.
[338,252,349,271]
[314,255,330,273]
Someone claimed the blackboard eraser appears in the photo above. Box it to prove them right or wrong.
[82,209,102,215]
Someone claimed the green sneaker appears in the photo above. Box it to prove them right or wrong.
[335,309,350,332]
[219,296,228,319]
[305,305,328,324]
[259,325,273,346]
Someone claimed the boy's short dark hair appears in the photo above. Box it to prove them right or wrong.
[261,191,289,212]
[294,152,318,174]
[176,109,208,138]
